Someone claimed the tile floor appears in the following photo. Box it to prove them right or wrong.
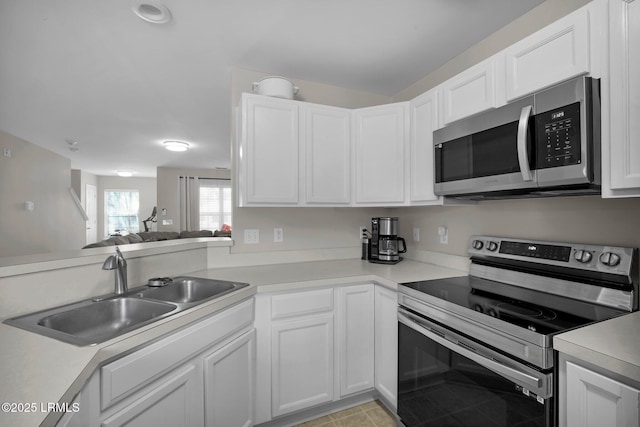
[295,400,397,427]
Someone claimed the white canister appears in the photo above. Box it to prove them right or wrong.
[252,76,300,99]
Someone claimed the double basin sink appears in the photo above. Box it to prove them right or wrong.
[5,277,249,346]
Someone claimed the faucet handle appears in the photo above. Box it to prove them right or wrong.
[102,255,117,270]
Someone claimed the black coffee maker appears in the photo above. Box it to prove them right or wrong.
[369,217,406,264]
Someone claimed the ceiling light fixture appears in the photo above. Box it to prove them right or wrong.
[164,141,189,152]
[116,170,134,177]
[131,1,172,24]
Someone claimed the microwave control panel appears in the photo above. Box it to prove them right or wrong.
[535,102,581,169]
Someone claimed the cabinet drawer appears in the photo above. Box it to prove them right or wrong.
[271,288,333,320]
[101,298,254,409]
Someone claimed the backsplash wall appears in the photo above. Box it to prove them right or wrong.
[394,196,640,257]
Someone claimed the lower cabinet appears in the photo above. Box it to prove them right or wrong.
[560,355,640,427]
[255,283,380,423]
[374,285,398,409]
[204,330,255,427]
[59,298,255,427]
[101,364,202,427]
[271,313,335,416]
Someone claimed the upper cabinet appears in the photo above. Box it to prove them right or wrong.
[236,0,640,206]
[440,57,502,126]
[237,94,299,206]
[354,103,409,205]
[605,0,640,197]
[236,93,352,206]
[503,7,591,101]
[303,104,351,205]
[409,89,440,204]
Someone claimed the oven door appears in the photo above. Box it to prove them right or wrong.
[398,307,554,427]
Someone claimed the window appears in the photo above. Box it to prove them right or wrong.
[105,190,140,236]
[199,179,232,231]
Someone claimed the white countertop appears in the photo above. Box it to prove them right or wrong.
[0,258,466,427]
[554,311,640,384]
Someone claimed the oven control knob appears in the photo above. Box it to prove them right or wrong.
[472,240,484,250]
[600,252,621,267]
[574,250,593,263]
[487,241,498,252]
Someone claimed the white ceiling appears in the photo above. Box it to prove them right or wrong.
[0,0,544,177]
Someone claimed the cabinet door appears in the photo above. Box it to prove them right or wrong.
[303,104,351,204]
[409,89,440,204]
[374,285,398,408]
[101,364,202,427]
[240,94,299,205]
[204,329,255,427]
[565,361,640,427]
[337,284,375,397]
[354,103,408,205]
[608,0,640,193]
[271,314,334,416]
[440,57,498,125]
[504,7,590,101]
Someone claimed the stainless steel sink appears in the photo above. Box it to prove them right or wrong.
[37,298,177,343]
[137,276,246,304]
[4,276,249,346]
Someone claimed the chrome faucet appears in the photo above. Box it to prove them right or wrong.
[102,246,128,295]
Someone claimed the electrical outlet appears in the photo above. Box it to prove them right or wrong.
[162,219,173,225]
[244,229,259,244]
[274,228,283,242]
[3,148,10,158]
[359,225,366,238]
[438,226,448,244]
[413,227,420,242]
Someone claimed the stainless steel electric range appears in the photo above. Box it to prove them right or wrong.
[397,236,638,427]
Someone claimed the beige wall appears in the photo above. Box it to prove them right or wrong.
[97,176,157,239]
[0,130,85,257]
[156,167,231,232]
[394,197,640,258]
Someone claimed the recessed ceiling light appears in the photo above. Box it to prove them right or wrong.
[116,170,134,177]
[131,1,172,24]
[164,141,189,152]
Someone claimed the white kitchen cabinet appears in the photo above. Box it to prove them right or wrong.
[503,6,590,101]
[354,102,409,205]
[60,299,255,427]
[409,89,441,205]
[303,104,351,204]
[606,0,640,196]
[237,93,353,206]
[237,93,300,205]
[374,284,398,409]
[271,313,335,417]
[255,283,396,423]
[101,364,202,427]
[204,329,255,427]
[337,284,375,397]
[564,360,640,427]
[440,56,503,126]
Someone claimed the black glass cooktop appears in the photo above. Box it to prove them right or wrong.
[401,276,625,336]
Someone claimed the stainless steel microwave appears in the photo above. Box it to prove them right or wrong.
[434,76,601,199]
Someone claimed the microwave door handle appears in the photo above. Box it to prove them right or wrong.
[517,105,534,181]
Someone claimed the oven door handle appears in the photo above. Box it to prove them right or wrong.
[399,310,544,393]
[517,105,534,182]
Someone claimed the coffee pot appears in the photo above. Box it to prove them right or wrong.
[369,217,406,264]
